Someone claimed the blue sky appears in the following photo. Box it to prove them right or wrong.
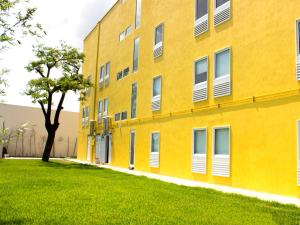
[1,0,117,112]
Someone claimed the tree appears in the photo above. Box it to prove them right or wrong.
[0,0,44,96]
[25,43,91,162]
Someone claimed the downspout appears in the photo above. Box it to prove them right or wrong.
[93,22,101,126]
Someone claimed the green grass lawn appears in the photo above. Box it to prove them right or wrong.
[0,160,299,225]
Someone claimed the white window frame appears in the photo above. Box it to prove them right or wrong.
[99,65,105,85]
[192,128,207,156]
[193,56,208,102]
[135,0,142,29]
[129,130,136,168]
[103,98,108,117]
[85,106,89,127]
[154,23,164,50]
[296,20,300,81]
[133,37,140,73]
[131,82,138,119]
[150,131,160,154]
[104,62,110,83]
[212,125,231,159]
[98,100,103,123]
[152,76,162,111]
[214,47,231,98]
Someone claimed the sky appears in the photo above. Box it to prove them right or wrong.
[1,0,117,112]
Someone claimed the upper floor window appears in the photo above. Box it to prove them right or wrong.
[98,100,103,123]
[105,62,110,85]
[296,20,300,80]
[123,67,130,77]
[133,38,140,72]
[154,24,164,58]
[215,49,230,79]
[195,57,208,85]
[196,0,208,20]
[99,65,105,86]
[214,0,231,26]
[103,98,108,116]
[125,25,132,36]
[154,24,163,45]
[135,0,142,28]
[121,111,128,120]
[152,76,161,111]
[193,57,208,102]
[214,48,231,97]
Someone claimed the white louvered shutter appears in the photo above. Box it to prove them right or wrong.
[297,56,300,80]
[194,14,208,37]
[214,1,231,27]
[213,75,231,97]
[192,154,206,174]
[152,95,161,111]
[153,42,163,59]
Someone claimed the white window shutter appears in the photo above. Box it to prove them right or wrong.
[152,95,161,111]
[150,152,159,168]
[193,82,208,102]
[192,154,206,174]
[194,14,208,37]
[212,157,230,177]
[214,1,231,27]
[154,42,163,58]
[297,56,300,81]
[213,74,231,97]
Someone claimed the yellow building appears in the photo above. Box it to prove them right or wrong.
[78,0,300,199]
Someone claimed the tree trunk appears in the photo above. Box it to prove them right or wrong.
[42,129,56,162]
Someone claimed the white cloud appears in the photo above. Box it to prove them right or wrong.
[0,0,117,112]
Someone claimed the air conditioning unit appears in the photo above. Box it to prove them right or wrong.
[89,120,96,136]
[103,117,111,134]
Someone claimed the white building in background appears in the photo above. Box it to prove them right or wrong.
[0,103,78,158]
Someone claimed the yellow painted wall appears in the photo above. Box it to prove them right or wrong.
[78,0,300,198]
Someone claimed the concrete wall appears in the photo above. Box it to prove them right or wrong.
[0,103,78,158]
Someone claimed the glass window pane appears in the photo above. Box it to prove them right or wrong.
[216,0,229,8]
[104,99,108,112]
[196,0,208,20]
[194,130,206,154]
[298,21,300,55]
[151,133,159,153]
[215,49,230,78]
[195,58,208,84]
[133,38,140,72]
[117,71,123,80]
[98,101,102,113]
[155,25,163,45]
[153,77,161,97]
[135,0,141,28]
[215,128,229,155]
[131,83,137,118]
[105,63,110,76]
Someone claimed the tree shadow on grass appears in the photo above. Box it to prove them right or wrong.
[39,161,103,171]
[0,218,29,225]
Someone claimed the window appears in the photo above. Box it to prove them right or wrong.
[153,76,161,97]
[123,67,129,77]
[193,129,206,155]
[297,21,300,80]
[117,71,123,80]
[214,128,230,156]
[98,100,103,123]
[131,83,137,119]
[119,31,125,41]
[100,65,105,83]
[121,111,128,120]
[154,24,163,45]
[195,57,208,85]
[81,108,85,127]
[196,0,208,20]
[215,49,230,79]
[298,21,300,56]
[125,25,132,36]
[103,98,108,116]
[133,38,140,72]
[115,113,121,121]
[151,133,160,153]
[135,0,142,28]
[215,0,229,8]
[105,62,110,79]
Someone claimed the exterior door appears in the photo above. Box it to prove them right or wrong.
[95,135,101,164]
[87,136,91,161]
[99,136,106,164]
[130,131,135,168]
